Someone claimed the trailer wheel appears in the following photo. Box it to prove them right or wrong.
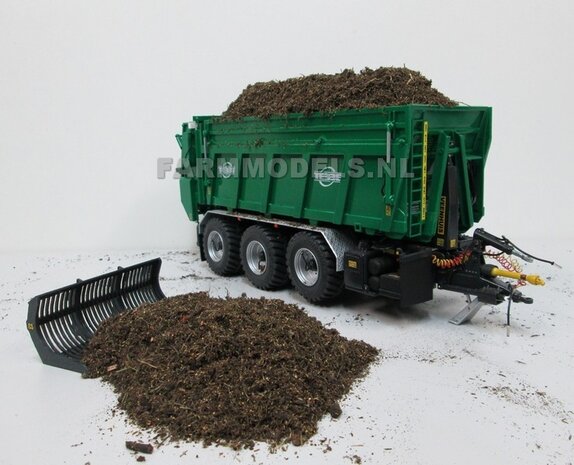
[287,231,343,304]
[202,217,242,276]
[240,225,289,290]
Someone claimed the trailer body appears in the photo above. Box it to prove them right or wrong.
[179,105,491,245]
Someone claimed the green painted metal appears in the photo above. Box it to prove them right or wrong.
[178,105,491,241]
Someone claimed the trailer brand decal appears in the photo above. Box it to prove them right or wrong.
[421,121,428,221]
[313,166,343,187]
[218,161,236,178]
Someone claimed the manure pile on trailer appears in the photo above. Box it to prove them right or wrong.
[222,66,455,120]
[83,293,378,448]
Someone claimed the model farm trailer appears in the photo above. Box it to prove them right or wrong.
[27,104,549,372]
[177,105,545,321]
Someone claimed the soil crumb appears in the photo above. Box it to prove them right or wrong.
[125,441,153,454]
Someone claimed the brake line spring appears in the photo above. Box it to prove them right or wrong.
[487,249,526,287]
[432,249,472,269]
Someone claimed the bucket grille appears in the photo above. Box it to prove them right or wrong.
[27,258,165,373]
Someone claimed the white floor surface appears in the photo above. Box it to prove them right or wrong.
[1,239,572,465]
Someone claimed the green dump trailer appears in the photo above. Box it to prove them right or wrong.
[178,105,544,323]
[24,104,550,374]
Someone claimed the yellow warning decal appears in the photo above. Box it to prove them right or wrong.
[437,195,446,236]
[421,121,428,221]
[347,259,358,269]
[27,322,34,331]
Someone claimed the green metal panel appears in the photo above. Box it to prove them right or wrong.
[178,124,199,221]
[178,105,492,242]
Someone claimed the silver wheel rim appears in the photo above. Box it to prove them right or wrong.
[207,230,224,262]
[246,240,267,275]
[294,248,319,286]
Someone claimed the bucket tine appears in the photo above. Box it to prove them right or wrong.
[26,258,166,373]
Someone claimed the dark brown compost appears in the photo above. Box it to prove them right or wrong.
[221,66,456,120]
[83,293,378,448]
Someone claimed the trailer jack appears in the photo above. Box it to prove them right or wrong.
[449,295,483,325]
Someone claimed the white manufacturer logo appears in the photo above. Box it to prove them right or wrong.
[218,161,236,178]
[313,166,342,187]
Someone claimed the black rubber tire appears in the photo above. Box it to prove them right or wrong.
[202,217,242,276]
[240,225,289,290]
[287,231,343,304]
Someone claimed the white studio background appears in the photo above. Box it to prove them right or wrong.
[1,0,572,253]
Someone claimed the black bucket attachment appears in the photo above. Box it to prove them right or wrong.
[26,258,166,373]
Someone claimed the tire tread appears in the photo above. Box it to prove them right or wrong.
[287,231,343,304]
[240,225,289,290]
[203,217,242,276]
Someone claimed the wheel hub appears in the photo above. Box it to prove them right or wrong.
[207,230,224,262]
[294,248,319,286]
[246,240,267,275]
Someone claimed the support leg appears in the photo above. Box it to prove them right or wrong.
[449,295,484,325]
